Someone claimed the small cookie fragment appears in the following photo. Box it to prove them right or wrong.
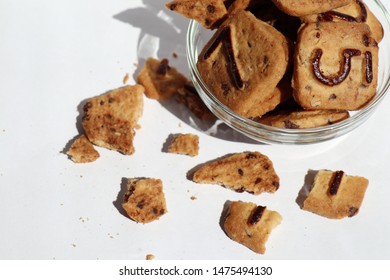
[122,178,167,223]
[167,133,199,157]
[223,201,282,254]
[82,85,144,155]
[259,109,350,129]
[165,0,228,29]
[66,134,100,163]
[192,151,279,195]
[145,254,155,260]
[137,58,188,100]
[272,0,353,16]
[302,170,369,219]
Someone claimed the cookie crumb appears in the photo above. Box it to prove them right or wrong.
[123,73,129,84]
[190,196,197,200]
[146,254,155,260]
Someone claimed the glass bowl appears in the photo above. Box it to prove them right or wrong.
[186,0,390,144]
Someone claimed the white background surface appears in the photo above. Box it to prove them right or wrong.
[0,0,390,260]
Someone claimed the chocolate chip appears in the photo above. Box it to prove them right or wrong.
[207,4,215,13]
[169,4,177,10]
[136,199,145,209]
[238,168,244,176]
[245,153,258,159]
[348,207,359,217]
[255,178,262,184]
[284,120,300,129]
[329,93,337,99]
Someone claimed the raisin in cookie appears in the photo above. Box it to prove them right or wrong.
[197,10,290,118]
[272,0,352,16]
[66,134,100,163]
[223,201,282,254]
[192,151,279,195]
[302,170,369,219]
[301,0,384,43]
[122,178,167,223]
[137,57,188,100]
[82,85,144,155]
[293,21,378,110]
[165,0,228,29]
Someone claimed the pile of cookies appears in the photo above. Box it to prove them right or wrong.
[167,0,383,129]
[65,0,378,256]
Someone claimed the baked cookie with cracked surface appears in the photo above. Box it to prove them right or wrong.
[167,133,199,157]
[137,57,188,100]
[223,201,282,254]
[301,0,384,43]
[258,109,350,128]
[82,85,144,155]
[122,178,167,223]
[165,0,228,29]
[192,151,280,195]
[272,0,352,16]
[66,134,100,163]
[302,170,369,219]
[293,21,378,110]
[197,10,290,118]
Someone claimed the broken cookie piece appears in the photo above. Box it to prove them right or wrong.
[167,133,199,157]
[82,85,144,155]
[223,201,282,254]
[66,134,100,163]
[192,151,279,195]
[122,178,168,223]
[302,170,369,219]
[165,0,228,29]
[137,57,188,100]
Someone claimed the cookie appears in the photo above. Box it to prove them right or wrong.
[176,82,215,120]
[259,109,350,128]
[192,151,280,195]
[167,133,199,157]
[293,21,378,110]
[82,85,144,155]
[302,170,369,219]
[122,178,167,223]
[197,10,290,118]
[271,0,353,16]
[137,57,188,100]
[301,0,384,43]
[165,0,228,29]
[223,201,282,254]
[228,0,301,41]
[66,134,100,163]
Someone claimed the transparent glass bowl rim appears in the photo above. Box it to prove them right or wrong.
[186,0,390,144]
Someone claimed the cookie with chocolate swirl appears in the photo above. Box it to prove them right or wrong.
[302,170,369,219]
[223,201,282,254]
[301,0,384,43]
[196,9,291,118]
[293,21,378,110]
